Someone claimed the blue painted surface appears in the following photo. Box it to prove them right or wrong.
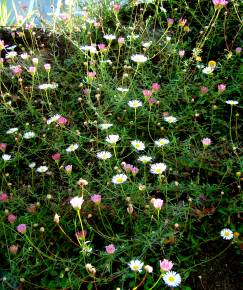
[4,0,84,26]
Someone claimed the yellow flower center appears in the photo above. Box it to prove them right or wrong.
[117,177,123,183]
[208,60,216,68]
[169,276,175,282]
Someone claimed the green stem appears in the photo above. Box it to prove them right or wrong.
[77,210,86,243]
[134,108,137,138]
[229,105,233,147]
[197,147,206,185]
[149,273,163,290]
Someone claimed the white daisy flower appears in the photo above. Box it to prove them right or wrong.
[96,151,112,160]
[99,123,113,130]
[105,134,120,144]
[138,155,152,164]
[80,45,97,54]
[38,84,51,90]
[166,36,171,42]
[142,41,152,48]
[2,154,11,161]
[38,83,58,90]
[80,45,93,51]
[220,228,233,240]
[127,34,140,40]
[136,0,154,3]
[154,138,170,147]
[196,64,204,69]
[150,163,167,174]
[23,131,36,139]
[225,100,239,106]
[128,100,143,108]
[112,174,127,184]
[163,271,182,287]
[131,54,148,63]
[164,116,177,123]
[131,140,145,151]
[128,259,144,273]
[202,66,214,74]
[36,166,48,173]
[46,114,61,125]
[100,59,112,64]
[5,51,17,59]
[117,87,129,92]
[20,53,30,60]
[49,83,58,89]
[28,162,36,168]
[104,34,116,40]
[66,144,79,152]
[6,128,18,134]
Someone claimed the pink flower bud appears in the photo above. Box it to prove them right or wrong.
[16,224,27,234]
[105,244,116,254]
[143,89,152,98]
[0,143,7,152]
[178,50,185,57]
[151,198,164,210]
[76,230,87,240]
[65,165,72,174]
[202,137,212,147]
[51,153,61,161]
[28,66,36,75]
[83,88,90,95]
[91,194,101,204]
[98,43,107,51]
[57,116,68,125]
[118,37,125,45]
[113,4,121,13]
[12,65,22,77]
[148,97,157,105]
[26,23,34,30]
[160,259,173,272]
[60,13,70,21]
[87,71,96,78]
[200,86,208,95]
[167,18,174,27]
[7,214,17,224]
[9,245,18,254]
[94,21,101,28]
[212,0,228,8]
[32,58,38,66]
[44,63,51,72]
[0,193,8,202]
[235,47,242,54]
[179,18,187,27]
[218,83,226,93]
[152,83,160,92]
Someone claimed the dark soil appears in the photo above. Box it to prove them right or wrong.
[188,243,243,290]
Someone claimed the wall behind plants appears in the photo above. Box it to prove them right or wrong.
[4,0,86,26]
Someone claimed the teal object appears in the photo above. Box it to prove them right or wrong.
[4,0,76,26]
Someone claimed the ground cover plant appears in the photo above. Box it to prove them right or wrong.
[0,0,242,289]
